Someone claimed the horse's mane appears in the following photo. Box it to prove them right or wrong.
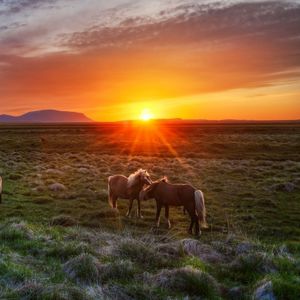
[127,169,148,188]
[142,176,168,194]
[159,176,168,183]
[149,177,168,185]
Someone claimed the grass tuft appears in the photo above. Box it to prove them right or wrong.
[50,215,78,227]
[145,266,220,298]
[0,222,34,241]
[116,238,169,269]
[63,253,102,285]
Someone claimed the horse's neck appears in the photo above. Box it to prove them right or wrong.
[128,178,143,192]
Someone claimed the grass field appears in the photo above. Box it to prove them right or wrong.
[0,123,299,299]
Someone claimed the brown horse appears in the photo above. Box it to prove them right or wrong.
[140,178,208,235]
[108,169,152,217]
[0,176,2,203]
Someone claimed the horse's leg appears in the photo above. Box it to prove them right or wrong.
[187,204,200,236]
[165,205,171,229]
[112,196,118,209]
[186,206,194,235]
[194,214,200,236]
[126,198,134,217]
[137,198,143,218]
[156,202,162,228]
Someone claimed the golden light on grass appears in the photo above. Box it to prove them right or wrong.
[140,108,153,121]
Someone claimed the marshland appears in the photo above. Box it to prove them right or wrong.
[0,122,299,299]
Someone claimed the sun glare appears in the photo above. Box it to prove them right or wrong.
[140,108,153,121]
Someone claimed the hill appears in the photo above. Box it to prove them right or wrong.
[0,109,93,123]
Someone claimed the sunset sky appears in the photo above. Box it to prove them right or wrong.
[0,0,300,121]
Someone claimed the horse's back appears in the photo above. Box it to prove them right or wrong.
[155,182,182,205]
[156,182,195,205]
[177,184,195,198]
[108,175,128,198]
[108,174,127,184]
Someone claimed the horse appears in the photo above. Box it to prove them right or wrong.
[139,178,208,235]
[108,169,152,218]
[0,176,2,203]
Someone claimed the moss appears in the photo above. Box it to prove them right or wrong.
[179,256,207,272]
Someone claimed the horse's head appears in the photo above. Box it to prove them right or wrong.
[139,177,166,201]
[139,169,152,185]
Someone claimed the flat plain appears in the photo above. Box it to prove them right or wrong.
[0,123,299,299]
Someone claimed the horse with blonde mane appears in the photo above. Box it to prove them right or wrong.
[140,177,208,236]
[108,169,152,217]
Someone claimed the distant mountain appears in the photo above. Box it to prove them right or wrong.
[0,110,93,123]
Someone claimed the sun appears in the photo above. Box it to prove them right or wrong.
[140,108,153,121]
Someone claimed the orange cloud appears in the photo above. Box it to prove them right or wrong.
[0,1,300,120]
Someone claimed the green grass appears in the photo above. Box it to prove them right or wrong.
[0,123,299,299]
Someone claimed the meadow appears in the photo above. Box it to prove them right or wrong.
[0,122,299,299]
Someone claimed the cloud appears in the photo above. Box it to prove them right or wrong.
[63,1,300,49]
[0,0,300,119]
[58,1,300,92]
[0,0,61,15]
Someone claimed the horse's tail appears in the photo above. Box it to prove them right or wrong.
[108,176,113,208]
[194,190,208,228]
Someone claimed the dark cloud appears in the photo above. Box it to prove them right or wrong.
[63,1,300,49]
[0,0,60,15]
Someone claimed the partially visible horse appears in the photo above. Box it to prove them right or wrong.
[108,169,152,217]
[0,176,2,203]
[140,178,208,235]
